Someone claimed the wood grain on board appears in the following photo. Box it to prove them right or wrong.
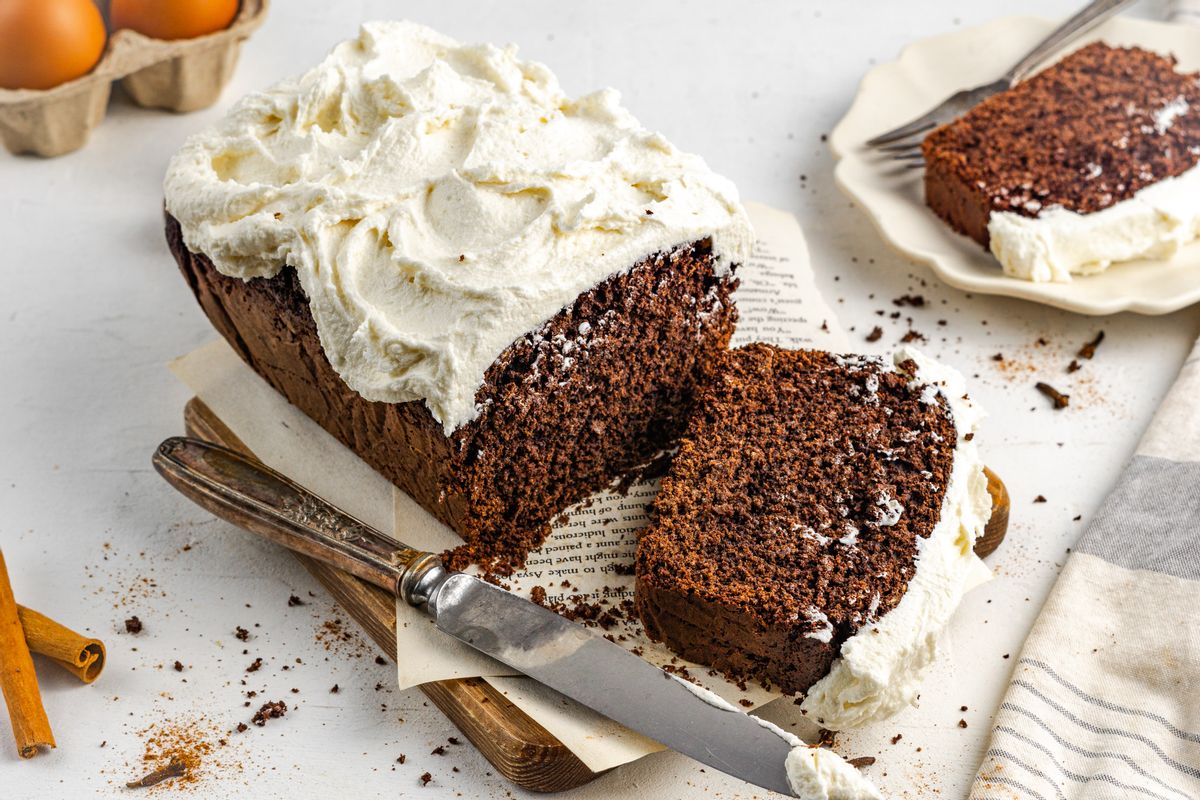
[183,398,602,793]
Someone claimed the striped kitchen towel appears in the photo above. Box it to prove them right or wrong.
[970,338,1200,800]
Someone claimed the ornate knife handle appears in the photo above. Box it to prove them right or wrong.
[152,437,448,607]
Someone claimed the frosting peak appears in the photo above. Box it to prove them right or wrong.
[165,21,752,432]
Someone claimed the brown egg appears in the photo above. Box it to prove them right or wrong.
[0,0,107,91]
[110,0,240,41]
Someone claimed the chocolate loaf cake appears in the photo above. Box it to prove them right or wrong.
[635,344,991,729]
[923,42,1200,282]
[164,22,751,572]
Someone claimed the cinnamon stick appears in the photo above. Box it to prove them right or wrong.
[0,549,55,758]
[17,606,106,684]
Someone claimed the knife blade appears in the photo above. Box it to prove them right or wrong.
[152,436,796,796]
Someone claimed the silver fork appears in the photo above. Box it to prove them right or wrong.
[870,0,1139,164]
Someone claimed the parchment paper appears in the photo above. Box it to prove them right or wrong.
[171,201,849,772]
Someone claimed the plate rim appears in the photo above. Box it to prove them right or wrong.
[830,14,1200,317]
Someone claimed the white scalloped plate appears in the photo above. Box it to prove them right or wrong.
[831,15,1200,316]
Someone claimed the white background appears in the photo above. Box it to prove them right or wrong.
[3,1,1199,798]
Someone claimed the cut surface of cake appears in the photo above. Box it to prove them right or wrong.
[922,42,1200,282]
[164,21,751,572]
[635,343,991,729]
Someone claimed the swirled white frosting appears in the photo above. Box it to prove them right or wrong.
[988,162,1200,282]
[801,347,992,730]
[164,21,752,433]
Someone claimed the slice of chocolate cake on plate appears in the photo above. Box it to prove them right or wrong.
[923,42,1200,282]
[635,343,991,729]
[164,21,751,574]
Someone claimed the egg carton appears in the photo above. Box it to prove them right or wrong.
[0,0,268,157]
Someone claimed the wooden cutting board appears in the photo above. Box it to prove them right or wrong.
[183,398,603,792]
[182,397,1011,793]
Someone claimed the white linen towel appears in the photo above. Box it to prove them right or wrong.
[970,338,1200,800]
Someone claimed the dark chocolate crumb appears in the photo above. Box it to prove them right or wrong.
[124,616,143,634]
[1034,495,1047,503]
[958,719,968,728]
[1067,359,1081,373]
[420,772,432,786]
[396,754,406,764]
[865,326,883,343]
[375,655,388,666]
[246,657,263,673]
[126,758,185,788]
[251,700,287,727]
[431,746,446,756]
[236,722,248,733]
[288,594,305,607]
[235,626,249,641]
[1078,331,1105,360]
[847,756,876,769]
[173,660,183,672]
[1035,382,1070,409]
[890,734,903,745]
[330,684,340,694]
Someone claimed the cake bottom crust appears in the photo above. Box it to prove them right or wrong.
[923,156,992,248]
[636,577,836,695]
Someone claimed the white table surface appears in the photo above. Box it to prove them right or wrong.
[3,1,1199,798]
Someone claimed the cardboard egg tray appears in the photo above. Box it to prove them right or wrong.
[0,0,268,157]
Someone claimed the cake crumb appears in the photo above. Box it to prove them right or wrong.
[1077,331,1105,360]
[1035,382,1070,409]
[126,758,186,789]
[251,701,287,727]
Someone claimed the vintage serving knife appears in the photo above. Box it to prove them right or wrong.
[152,437,799,796]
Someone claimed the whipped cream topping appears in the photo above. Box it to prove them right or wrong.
[988,161,1200,282]
[801,347,991,730]
[671,676,881,799]
[786,746,883,800]
[164,21,752,433]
